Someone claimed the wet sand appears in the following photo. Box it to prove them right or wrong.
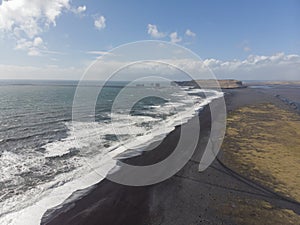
[42,87,300,225]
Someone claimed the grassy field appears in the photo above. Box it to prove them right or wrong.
[221,103,300,224]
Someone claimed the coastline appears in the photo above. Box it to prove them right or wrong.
[42,87,300,225]
[41,96,214,225]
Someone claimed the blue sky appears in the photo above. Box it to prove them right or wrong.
[0,0,299,80]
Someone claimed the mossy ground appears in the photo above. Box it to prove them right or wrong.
[221,103,300,224]
[219,197,300,225]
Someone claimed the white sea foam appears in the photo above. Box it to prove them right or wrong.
[0,88,223,225]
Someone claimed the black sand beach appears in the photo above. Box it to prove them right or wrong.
[42,87,300,225]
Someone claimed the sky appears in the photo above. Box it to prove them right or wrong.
[0,0,299,80]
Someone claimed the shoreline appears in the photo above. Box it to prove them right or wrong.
[41,97,214,225]
[0,86,222,225]
[42,86,300,225]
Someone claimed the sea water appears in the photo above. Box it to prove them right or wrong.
[0,80,223,225]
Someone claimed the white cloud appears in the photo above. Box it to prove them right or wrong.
[15,37,45,56]
[86,51,112,56]
[76,5,86,14]
[94,16,106,30]
[33,37,43,47]
[147,24,166,38]
[0,0,70,38]
[146,25,196,43]
[0,52,299,80]
[169,32,182,43]
[0,0,71,56]
[70,5,86,16]
[202,53,300,80]
[86,50,113,60]
[81,53,300,81]
[185,29,196,37]
[0,64,83,80]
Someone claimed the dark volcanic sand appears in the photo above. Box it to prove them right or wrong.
[42,87,300,225]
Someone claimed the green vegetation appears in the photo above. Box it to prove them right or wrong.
[221,103,300,224]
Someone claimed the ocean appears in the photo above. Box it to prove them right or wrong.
[0,80,223,225]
